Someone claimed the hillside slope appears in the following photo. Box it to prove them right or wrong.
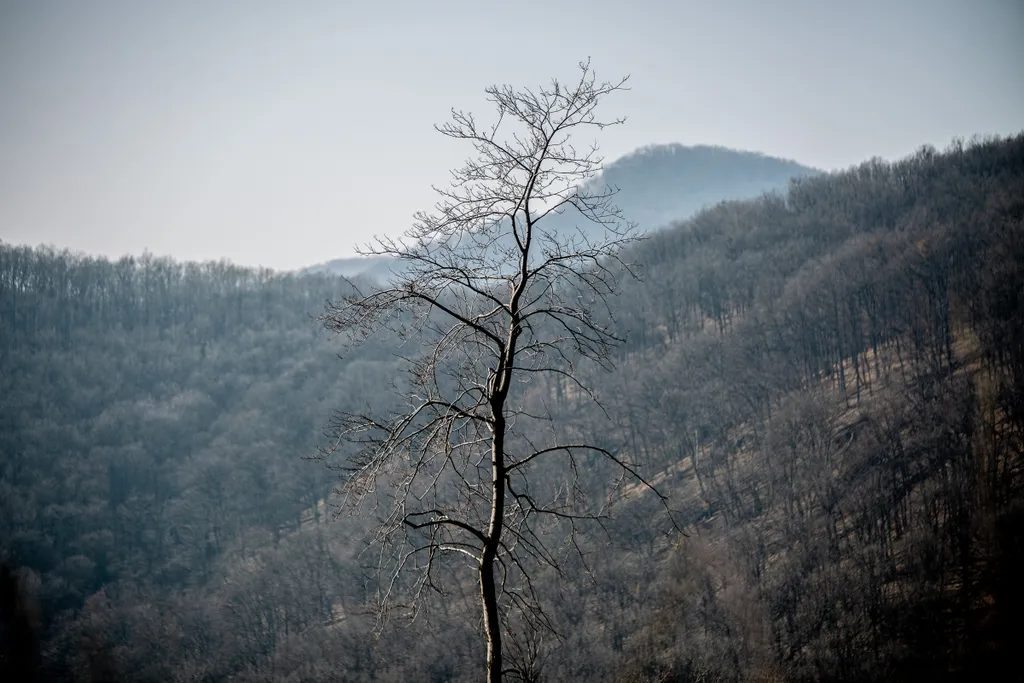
[555,134,1024,682]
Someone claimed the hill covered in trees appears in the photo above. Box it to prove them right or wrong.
[305,144,816,280]
[1,133,1022,682]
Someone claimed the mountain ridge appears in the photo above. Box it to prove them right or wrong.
[305,143,818,279]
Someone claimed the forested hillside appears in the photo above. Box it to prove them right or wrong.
[578,134,1024,681]
[0,256,404,680]
[2,134,1023,682]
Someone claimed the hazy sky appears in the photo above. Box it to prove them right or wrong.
[1,0,1021,270]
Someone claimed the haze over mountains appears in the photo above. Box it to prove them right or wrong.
[305,144,817,280]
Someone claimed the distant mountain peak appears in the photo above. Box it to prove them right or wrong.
[306,143,818,278]
[581,143,817,233]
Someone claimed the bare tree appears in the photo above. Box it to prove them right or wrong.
[318,60,670,682]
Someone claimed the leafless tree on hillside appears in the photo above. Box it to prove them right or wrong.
[318,59,674,682]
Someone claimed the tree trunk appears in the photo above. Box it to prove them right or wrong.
[480,553,502,682]
[482,414,506,682]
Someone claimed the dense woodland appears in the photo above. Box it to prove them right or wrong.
[1,134,1023,681]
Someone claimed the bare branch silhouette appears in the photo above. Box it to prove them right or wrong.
[317,59,674,682]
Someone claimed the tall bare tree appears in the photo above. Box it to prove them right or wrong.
[319,60,669,682]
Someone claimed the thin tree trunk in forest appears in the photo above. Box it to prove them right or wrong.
[482,410,507,682]
[481,552,502,682]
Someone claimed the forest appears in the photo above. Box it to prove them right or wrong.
[1,133,1023,682]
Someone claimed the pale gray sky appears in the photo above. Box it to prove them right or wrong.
[1,0,1021,270]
